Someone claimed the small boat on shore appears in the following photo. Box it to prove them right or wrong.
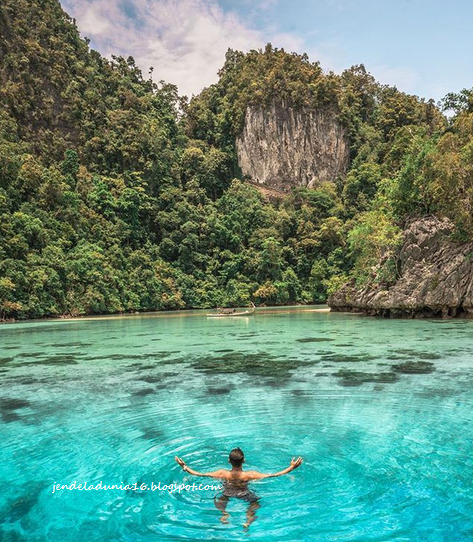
[207,302,255,317]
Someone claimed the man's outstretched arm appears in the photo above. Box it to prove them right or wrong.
[175,456,225,478]
[247,456,303,480]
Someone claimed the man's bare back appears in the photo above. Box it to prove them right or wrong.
[175,447,303,529]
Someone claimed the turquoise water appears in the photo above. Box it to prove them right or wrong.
[1,307,473,541]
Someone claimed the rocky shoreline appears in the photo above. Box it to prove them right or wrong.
[329,216,473,318]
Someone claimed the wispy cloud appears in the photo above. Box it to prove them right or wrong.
[62,0,303,97]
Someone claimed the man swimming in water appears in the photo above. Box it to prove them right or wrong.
[175,448,303,528]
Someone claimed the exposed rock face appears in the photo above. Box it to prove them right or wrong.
[236,104,349,191]
[329,216,473,318]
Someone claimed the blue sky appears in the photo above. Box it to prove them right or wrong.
[62,0,472,101]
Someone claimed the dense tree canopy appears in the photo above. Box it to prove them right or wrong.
[0,0,471,320]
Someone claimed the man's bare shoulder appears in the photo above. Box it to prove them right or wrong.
[211,469,231,479]
[241,470,267,480]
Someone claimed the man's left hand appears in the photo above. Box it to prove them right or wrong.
[175,456,187,469]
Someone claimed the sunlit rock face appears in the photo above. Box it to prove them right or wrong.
[329,216,473,318]
[236,103,350,191]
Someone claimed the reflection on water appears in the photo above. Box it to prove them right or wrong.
[1,307,473,541]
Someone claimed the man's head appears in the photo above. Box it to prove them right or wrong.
[229,447,244,468]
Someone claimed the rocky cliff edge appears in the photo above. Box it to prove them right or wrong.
[329,216,473,318]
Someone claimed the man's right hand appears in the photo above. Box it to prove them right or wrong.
[290,456,303,470]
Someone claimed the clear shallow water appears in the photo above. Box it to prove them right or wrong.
[1,307,473,541]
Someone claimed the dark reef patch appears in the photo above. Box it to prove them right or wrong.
[86,354,126,360]
[206,386,233,395]
[333,370,398,387]
[289,389,314,402]
[261,379,287,388]
[18,352,43,358]
[0,398,31,410]
[51,342,93,348]
[416,353,442,360]
[9,324,88,335]
[296,337,334,343]
[392,349,441,360]
[393,361,435,374]
[87,352,164,361]
[138,375,161,384]
[161,372,179,378]
[134,364,157,371]
[35,355,78,365]
[15,377,41,385]
[0,397,31,423]
[2,411,21,422]
[320,353,377,363]
[189,352,307,379]
[140,427,163,441]
[132,388,155,397]
[1,484,43,522]
[386,355,409,360]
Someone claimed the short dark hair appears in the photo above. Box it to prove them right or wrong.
[229,447,244,467]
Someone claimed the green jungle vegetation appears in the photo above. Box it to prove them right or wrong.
[1,0,472,319]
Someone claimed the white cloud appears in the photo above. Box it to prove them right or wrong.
[62,0,299,97]
[80,5,110,36]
